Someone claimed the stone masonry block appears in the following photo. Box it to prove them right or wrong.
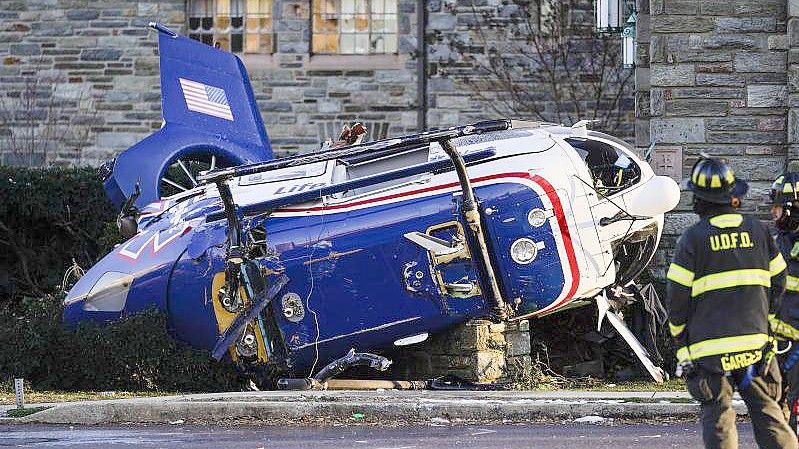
[505,319,529,333]
[636,91,651,119]
[735,52,787,73]
[699,0,732,15]
[770,35,789,51]
[696,74,745,87]
[790,0,799,17]
[790,109,799,143]
[651,16,715,33]
[789,67,799,93]
[138,3,159,16]
[65,9,100,20]
[667,99,728,116]
[635,119,651,147]
[9,43,40,55]
[505,331,531,357]
[715,18,777,33]
[651,88,664,116]
[651,118,705,143]
[696,62,734,73]
[676,50,733,63]
[733,1,786,17]
[747,85,788,108]
[665,0,699,14]
[81,49,122,61]
[732,156,787,181]
[707,131,786,145]
[473,350,505,383]
[671,87,745,99]
[759,117,786,131]
[428,13,456,31]
[664,212,700,235]
[651,64,695,87]
[703,35,765,51]
[706,117,759,131]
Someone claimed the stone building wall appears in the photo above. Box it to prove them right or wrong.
[642,0,790,279]
[0,0,635,167]
[0,0,184,166]
[0,0,422,165]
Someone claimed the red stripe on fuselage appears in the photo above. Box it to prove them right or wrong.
[530,174,580,311]
[277,172,580,308]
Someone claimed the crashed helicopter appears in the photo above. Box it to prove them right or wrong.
[64,23,681,385]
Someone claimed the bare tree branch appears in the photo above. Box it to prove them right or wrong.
[436,0,634,136]
[0,60,96,166]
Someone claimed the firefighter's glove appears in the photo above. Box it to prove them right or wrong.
[675,360,696,379]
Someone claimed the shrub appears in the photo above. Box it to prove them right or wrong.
[0,166,243,392]
[0,294,244,392]
[0,166,118,302]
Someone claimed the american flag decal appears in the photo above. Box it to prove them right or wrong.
[179,78,234,121]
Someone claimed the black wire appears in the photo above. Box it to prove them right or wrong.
[571,173,650,278]
[601,218,638,278]
[572,174,636,220]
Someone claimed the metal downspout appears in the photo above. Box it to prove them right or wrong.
[417,0,428,130]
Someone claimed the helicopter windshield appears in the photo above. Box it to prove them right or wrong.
[565,137,642,196]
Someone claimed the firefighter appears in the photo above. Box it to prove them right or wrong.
[666,156,795,449]
[767,172,799,433]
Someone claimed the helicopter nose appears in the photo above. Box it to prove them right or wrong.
[625,175,680,218]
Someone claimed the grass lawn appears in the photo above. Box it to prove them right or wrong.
[0,390,182,405]
[578,378,686,392]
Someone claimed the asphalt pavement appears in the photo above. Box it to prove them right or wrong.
[0,422,754,449]
[0,390,741,426]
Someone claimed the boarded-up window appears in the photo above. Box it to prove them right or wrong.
[188,0,273,54]
[312,0,398,54]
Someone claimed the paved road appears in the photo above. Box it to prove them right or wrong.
[0,422,757,448]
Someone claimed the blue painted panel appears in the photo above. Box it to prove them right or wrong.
[480,182,567,314]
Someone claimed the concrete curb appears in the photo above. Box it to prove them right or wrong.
[14,400,708,425]
[0,391,733,425]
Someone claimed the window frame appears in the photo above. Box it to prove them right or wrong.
[186,0,275,55]
[311,0,400,56]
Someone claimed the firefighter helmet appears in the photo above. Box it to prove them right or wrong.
[687,157,740,205]
[769,172,799,205]
[770,172,799,231]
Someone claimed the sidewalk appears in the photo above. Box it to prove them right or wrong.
[0,390,741,425]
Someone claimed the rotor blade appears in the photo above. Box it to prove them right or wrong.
[177,159,198,187]
[198,119,512,183]
[210,154,217,170]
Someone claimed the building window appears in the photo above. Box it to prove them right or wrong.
[188,0,273,54]
[312,0,398,55]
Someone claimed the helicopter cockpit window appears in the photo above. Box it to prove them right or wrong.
[566,138,641,196]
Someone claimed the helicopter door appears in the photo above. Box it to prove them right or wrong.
[404,221,482,299]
